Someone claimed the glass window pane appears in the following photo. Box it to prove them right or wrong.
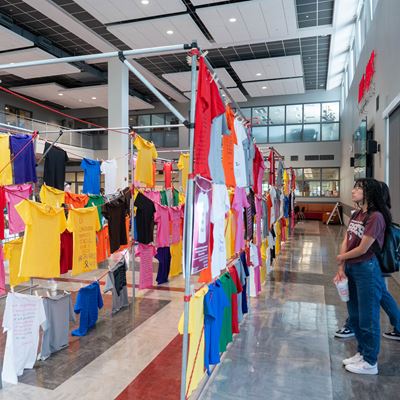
[164,131,179,147]
[295,181,303,197]
[166,113,179,127]
[303,168,321,180]
[151,114,165,126]
[129,115,138,126]
[286,125,303,142]
[139,132,152,142]
[304,103,321,123]
[322,102,339,122]
[151,132,164,148]
[252,107,268,125]
[269,106,285,125]
[241,108,252,121]
[294,168,303,180]
[303,124,320,141]
[286,104,303,124]
[303,181,321,197]
[321,181,340,197]
[322,168,339,180]
[321,123,340,141]
[268,125,284,143]
[138,114,151,131]
[252,126,268,144]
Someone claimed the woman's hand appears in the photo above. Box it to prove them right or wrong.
[334,264,346,283]
[336,254,345,264]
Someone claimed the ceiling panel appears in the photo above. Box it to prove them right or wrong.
[196,0,297,46]
[230,55,303,82]
[184,86,247,103]
[107,14,211,50]
[0,48,80,79]
[162,67,236,92]
[74,0,186,24]
[10,83,154,110]
[243,78,305,97]
[0,25,34,51]
[296,0,334,28]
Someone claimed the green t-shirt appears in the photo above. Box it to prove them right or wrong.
[173,188,180,206]
[85,195,105,228]
[219,272,238,352]
[160,190,168,206]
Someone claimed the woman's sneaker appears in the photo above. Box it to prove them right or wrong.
[383,331,400,341]
[335,327,355,338]
[342,352,363,366]
[345,360,378,375]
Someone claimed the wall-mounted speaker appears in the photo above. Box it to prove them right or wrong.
[367,140,378,154]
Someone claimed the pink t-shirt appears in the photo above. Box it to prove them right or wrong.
[154,204,170,247]
[0,244,5,295]
[232,187,249,253]
[169,205,183,244]
[5,184,32,234]
[136,243,156,289]
[255,195,262,246]
[144,190,161,205]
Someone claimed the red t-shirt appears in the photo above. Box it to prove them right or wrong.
[268,150,275,186]
[60,230,73,274]
[0,187,5,240]
[253,147,264,194]
[228,265,243,334]
[193,58,225,179]
[346,210,386,264]
[163,162,173,188]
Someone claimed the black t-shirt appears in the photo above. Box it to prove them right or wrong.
[134,192,156,244]
[43,142,69,190]
[113,259,127,296]
[244,189,256,240]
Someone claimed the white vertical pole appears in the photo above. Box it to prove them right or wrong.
[130,136,136,312]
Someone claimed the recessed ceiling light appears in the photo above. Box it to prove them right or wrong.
[256,73,262,76]
[229,18,237,23]
[262,86,267,90]
[306,15,309,18]
[166,30,174,35]
[58,93,63,96]
[141,0,149,4]
[320,84,324,87]
[78,99,82,102]
[91,96,97,100]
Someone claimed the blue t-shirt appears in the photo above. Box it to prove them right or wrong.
[81,158,101,194]
[204,280,229,374]
[240,252,249,314]
[284,196,290,218]
[72,281,103,336]
[9,134,37,184]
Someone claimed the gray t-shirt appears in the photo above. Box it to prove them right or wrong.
[39,293,75,361]
[243,138,255,188]
[104,260,129,314]
[209,113,230,184]
[234,259,246,323]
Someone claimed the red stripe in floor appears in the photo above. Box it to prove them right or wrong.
[116,334,183,400]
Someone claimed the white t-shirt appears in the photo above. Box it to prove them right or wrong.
[210,184,230,278]
[2,293,46,384]
[101,159,118,195]
[233,119,248,188]
[196,191,210,244]
[269,186,277,225]
[249,242,260,267]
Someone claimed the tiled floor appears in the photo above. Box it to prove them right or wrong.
[1,221,400,399]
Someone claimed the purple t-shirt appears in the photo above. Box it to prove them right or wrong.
[9,134,37,184]
[346,210,386,264]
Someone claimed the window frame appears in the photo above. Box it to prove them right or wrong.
[295,167,340,198]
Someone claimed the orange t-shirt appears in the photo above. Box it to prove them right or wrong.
[223,105,237,188]
[96,225,109,263]
[65,192,89,208]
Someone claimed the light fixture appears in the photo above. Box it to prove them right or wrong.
[305,15,309,18]
[262,86,267,90]
[166,30,174,35]
[320,83,324,87]
[256,73,262,76]
[58,93,63,96]
[91,96,97,100]
[78,99,82,102]
[141,0,149,4]
[229,18,237,23]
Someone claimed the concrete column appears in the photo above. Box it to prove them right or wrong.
[108,57,129,189]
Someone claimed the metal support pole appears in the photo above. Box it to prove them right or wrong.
[180,42,198,400]
[130,136,136,313]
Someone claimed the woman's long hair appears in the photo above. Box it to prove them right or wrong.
[354,178,392,228]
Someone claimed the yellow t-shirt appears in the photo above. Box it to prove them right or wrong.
[177,153,190,191]
[15,200,66,278]
[66,207,100,276]
[0,134,13,186]
[133,135,158,187]
[179,192,186,205]
[283,169,289,196]
[169,241,182,277]
[275,221,281,255]
[3,238,30,288]
[178,286,208,397]
[224,209,234,259]
[40,184,65,207]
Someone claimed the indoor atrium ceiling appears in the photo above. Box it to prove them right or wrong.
[0,0,359,109]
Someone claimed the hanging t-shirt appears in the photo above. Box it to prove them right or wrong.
[60,230,73,274]
[169,205,183,244]
[65,192,89,209]
[72,281,103,336]
[39,183,65,208]
[269,186,277,226]
[224,208,234,260]
[196,191,210,245]
[134,192,156,244]
[43,142,68,190]
[253,147,265,195]
[0,244,5,296]
[234,259,246,323]
[262,197,268,239]
[268,151,276,186]
[177,153,190,191]
[101,159,118,195]
[255,195,263,246]
[244,189,256,241]
[3,238,30,288]
[240,252,250,314]
[283,169,289,195]
[0,186,5,240]
[163,162,173,188]
[9,134,37,184]
[232,187,249,253]
[228,265,243,334]
[15,200,67,278]
[0,134,12,186]
[144,190,161,205]
[154,204,170,247]
[103,259,129,314]
[193,57,225,179]
[67,207,100,276]
[204,280,229,374]
[276,160,284,187]
[86,194,105,228]
[2,293,46,384]
[81,158,101,195]
[5,184,32,234]
[222,105,237,188]
[133,135,158,187]
[210,184,230,278]
[136,243,156,289]
[243,136,255,188]
[169,241,182,277]
[178,286,209,397]
[155,246,171,285]
[233,119,248,188]
[209,113,230,184]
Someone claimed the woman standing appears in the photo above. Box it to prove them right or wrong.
[334,178,392,374]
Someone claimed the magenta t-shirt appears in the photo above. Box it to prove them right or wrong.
[136,243,156,289]
[232,187,250,253]
[346,210,386,264]
[5,184,32,234]
[169,206,183,244]
[154,204,170,247]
